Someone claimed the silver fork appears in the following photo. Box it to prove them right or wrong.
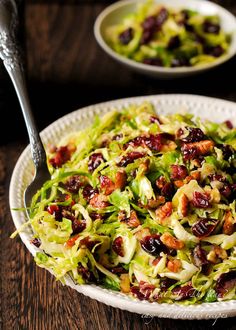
[0,0,50,216]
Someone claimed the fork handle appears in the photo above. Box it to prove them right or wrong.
[0,0,47,168]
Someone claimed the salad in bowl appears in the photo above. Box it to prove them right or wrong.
[13,100,236,305]
[94,0,236,77]
[105,0,231,68]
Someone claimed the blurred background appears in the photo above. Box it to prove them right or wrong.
[1,0,236,145]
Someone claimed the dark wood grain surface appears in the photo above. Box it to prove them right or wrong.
[2,1,236,329]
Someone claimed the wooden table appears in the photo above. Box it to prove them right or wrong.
[1,1,236,329]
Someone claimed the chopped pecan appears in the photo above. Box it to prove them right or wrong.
[156,176,167,189]
[178,194,188,218]
[161,141,177,152]
[160,232,185,250]
[181,140,214,160]
[174,180,184,188]
[207,245,227,263]
[127,210,141,228]
[185,171,200,184]
[223,210,235,235]
[89,194,110,208]
[167,259,182,273]
[100,175,115,195]
[120,274,130,293]
[190,171,201,181]
[115,170,127,190]
[156,202,173,223]
[147,196,165,209]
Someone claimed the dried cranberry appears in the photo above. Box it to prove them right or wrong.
[119,27,134,45]
[171,165,188,180]
[161,182,175,200]
[80,237,98,251]
[78,265,96,282]
[141,234,168,256]
[143,58,163,66]
[160,278,177,291]
[181,145,199,161]
[221,144,234,160]
[209,174,226,182]
[30,238,41,248]
[156,8,169,29]
[72,220,86,235]
[141,15,158,44]
[82,185,98,201]
[88,152,104,172]
[139,281,156,299]
[192,191,211,208]
[47,204,62,221]
[192,218,218,238]
[203,21,220,34]
[118,151,145,167]
[142,15,157,30]
[204,45,224,57]
[110,266,127,274]
[141,30,154,45]
[112,236,124,257]
[220,184,232,198]
[49,146,72,168]
[215,271,236,298]
[125,134,162,151]
[65,175,87,193]
[130,286,146,300]
[181,127,205,143]
[61,208,75,221]
[167,35,180,49]
[89,212,104,221]
[193,245,208,268]
[224,120,233,129]
[172,284,197,300]
[131,282,156,301]
[145,134,162,151]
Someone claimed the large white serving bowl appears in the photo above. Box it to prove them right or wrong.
[9,94,236,319]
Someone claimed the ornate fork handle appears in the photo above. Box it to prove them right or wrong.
[0,0,47,168]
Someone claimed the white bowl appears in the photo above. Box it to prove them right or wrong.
[9,94,236,319]
[94,0,236,78]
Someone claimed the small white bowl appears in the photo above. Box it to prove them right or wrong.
[94,0,236,78]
